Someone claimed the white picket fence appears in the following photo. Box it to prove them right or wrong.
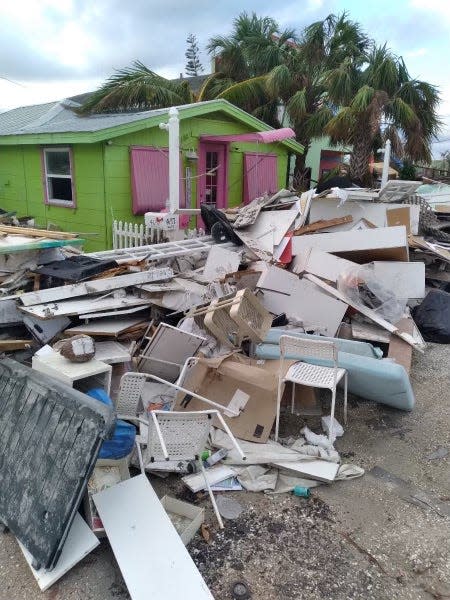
[112,219,205,250]
[112,220,165,249]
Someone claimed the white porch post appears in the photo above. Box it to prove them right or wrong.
[159,107,180,213]
[381,139,391,189]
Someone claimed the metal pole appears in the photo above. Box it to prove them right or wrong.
[381,139,391,189]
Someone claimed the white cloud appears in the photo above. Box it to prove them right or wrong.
[410,0,450,21]
[404,47,428,58]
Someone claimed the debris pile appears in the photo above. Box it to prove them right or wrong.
[0,180,448,598]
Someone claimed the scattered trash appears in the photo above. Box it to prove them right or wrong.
[216,496,244,520]
[0,173,445,597]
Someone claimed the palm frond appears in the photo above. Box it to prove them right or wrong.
[325,106,356,144]
[286,89,307,122]
[197,73,235,102]
[217,75,270,113]
[265,64,292,99]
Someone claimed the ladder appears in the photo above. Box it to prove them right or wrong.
[88,236,237,264]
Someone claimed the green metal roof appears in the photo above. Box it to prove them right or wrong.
[0,98,304,154]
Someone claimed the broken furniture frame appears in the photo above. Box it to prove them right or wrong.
[122,410,246,529]
[276,335,348,442]
[184,288,271,348]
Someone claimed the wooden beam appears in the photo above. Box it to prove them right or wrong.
[0,224,79,240]
[293,215,353,236]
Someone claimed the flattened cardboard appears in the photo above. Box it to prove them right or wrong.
[386,206,411,234]
[174,354,280,443]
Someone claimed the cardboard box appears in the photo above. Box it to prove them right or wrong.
[174,354,280,443]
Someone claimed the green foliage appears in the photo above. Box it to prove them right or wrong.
[398,160,417,180]
[185,33,204,77]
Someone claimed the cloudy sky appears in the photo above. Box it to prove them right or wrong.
[1,0,449,155]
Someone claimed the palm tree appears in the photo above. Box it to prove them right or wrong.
[324,45,441,182]
[78,61,193,114]
[199,12,295,125]
[205,13,369,183]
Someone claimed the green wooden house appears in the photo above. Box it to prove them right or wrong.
[0,98,303,251]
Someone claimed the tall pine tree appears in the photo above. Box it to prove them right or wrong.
[185,34,204,77]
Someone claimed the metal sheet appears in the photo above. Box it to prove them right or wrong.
[0,358,113,570]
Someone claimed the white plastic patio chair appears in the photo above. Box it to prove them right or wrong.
[276,335,348,442]
[130,409,246,529]
[116,372,147,415]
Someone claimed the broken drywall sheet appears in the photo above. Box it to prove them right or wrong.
[19,268,173,306]
[256,266,347,336]
[291,248,356,282]
[292,226,409,262]
[202,246,241,281]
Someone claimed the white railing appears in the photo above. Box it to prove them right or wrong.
[112,219,205,250]
[112,220,165,249]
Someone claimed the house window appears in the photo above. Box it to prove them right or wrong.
[43,148,75,206]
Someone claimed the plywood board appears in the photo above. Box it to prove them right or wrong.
[388,317,414,374]
[308,199,419,234]
[18,513,99,591]
[272,459,339,482]
[292,226,409,262]
[93,475,214,600]
[19,268,173,306]
[65,317,147,337]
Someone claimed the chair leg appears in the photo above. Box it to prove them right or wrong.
[135,440,145,475]
[329,386,337,442]
[343,372,348,425]
[275,378,283,442]
[199,459,224,529]
[291,383,295,415]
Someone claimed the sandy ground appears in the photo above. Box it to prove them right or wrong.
[0,343,449,600]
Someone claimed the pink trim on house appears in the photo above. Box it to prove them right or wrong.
[200,127,295,144]
[130,146,184,216]
[243,153,278,204]
[198,142,228,210]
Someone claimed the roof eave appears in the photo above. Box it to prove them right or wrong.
[0,99,304,153]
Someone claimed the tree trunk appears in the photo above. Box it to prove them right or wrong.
[292,136,311,191]
[349,131,373,185]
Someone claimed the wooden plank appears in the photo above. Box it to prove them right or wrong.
[19,268,173,306]
[0,224,79,240]
[304,273,423,350]
[386,206,411,234]
[0,339,33,350]
[18,513,99,591]
[93,475,214,600]
[293,215,353,236]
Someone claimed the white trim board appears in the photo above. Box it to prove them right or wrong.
[308,199,419,234]
[93,475,214,600]
[292,226,409,262]
[19,268,173,306]
[19,295,153,319]
[304,273,423,349]
[18,513,99,591]
[272,459,339,483]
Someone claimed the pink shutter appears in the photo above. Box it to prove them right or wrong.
[131,147,169,215]
[243,153,278,204]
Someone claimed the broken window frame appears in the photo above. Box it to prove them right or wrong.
[42,147,76,208]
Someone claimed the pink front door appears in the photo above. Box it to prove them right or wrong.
[198,143,228,223]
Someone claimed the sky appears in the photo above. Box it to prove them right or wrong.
[0,0,449,157]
